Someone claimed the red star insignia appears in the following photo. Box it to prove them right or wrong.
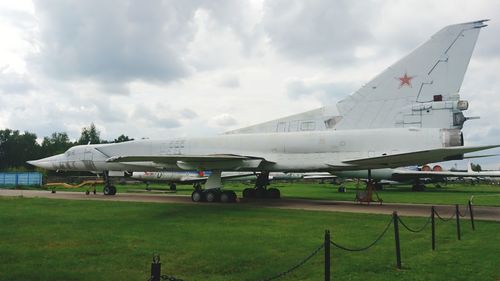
[397,72,414,88]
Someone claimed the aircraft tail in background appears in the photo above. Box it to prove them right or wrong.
[467,161,475,173]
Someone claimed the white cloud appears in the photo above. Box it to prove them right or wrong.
[212,113,238,127]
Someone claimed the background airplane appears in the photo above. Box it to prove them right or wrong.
[130,171,302,190]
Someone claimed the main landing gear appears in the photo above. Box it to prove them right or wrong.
[242,171,281,199]
[412,179,426,192]
[190,170,237,203]
[103,171,117,196]
[191,187,238,203]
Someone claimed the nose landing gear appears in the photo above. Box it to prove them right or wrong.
[103,171,117,195]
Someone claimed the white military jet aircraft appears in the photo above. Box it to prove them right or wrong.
[28,20,497,202]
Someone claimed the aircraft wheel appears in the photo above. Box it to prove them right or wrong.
[191,190,204,202]
[255,188,266,198]
[109,185,117,195]
[229,190,237,202]
[169,183,177,191]
[412,184,425,192]
[242,188,255,199]
[220,191,232,203]
[103,185,112,195]
[205,190,220,203]
[267,188,280,199]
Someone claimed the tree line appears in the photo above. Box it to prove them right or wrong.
[0,123,133,171]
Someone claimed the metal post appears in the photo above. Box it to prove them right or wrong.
[431,206,436,251]
[455,204,461,241]
[324,230,330,281]
[468,200,475,231]
[393,211,402,269]
[151,255,161,281]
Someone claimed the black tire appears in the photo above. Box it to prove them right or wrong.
[267,188,281,199]
[242,188,255,199]
[169,183,177,191]
[205,190,220,203]
[191,190,203,202]
[110,185,117,195]
[229,190,237,202]
[103,186,112,195]
[220,191,231,203]
[255,188,266,198]
[85,190,90,195]
[412,184,425,192]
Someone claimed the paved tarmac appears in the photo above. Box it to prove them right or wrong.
[1,189,499,221]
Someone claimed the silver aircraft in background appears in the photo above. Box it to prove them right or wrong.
[28,20,498,202]
[130,171,304,191]
[331,162,500,190]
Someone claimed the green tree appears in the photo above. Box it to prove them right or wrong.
[113,134,133,143]
[0,129,41,170]
[471,163,482,172]
[78,123,101,145]
[41,132,74,157]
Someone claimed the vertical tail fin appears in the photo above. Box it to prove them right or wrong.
[225,20,488,135]
[336,20,488,130]
[467,161,474,173]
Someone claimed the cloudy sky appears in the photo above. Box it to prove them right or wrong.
[1,0,499,168]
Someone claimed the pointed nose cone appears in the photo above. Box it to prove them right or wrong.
[26,154,65,170]
[26,159,51,169]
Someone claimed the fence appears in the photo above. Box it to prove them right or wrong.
[0,172,42,187]
[147,201,476,281]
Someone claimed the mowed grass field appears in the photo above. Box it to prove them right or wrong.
[0,196,499,281]
[42,181,500,206]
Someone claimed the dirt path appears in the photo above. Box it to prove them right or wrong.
[1,189,499,221]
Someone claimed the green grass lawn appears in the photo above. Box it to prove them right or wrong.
[27,180,500,206]
[0,197,498,281]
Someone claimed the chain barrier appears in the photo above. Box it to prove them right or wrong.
[434,209,455,222]
[148,274,185,281]
[397,215,431,233]
[148,203,475,279]
[458,207,467,218]
[260,243,324,281]
[160,275,184,281]
[330,217,393,252]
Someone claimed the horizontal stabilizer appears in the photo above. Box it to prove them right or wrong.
[392,169,500,180]
[462,154,500,159]
[340,145,500,169]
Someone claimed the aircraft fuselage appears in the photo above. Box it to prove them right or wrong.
[29,127,457,173]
